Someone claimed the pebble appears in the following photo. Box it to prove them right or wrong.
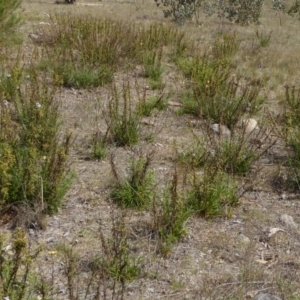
[280,214,298,229]
[238,233,250,244]
[210,123,231,137]
[28,33,39,40]
[242,118,258,134]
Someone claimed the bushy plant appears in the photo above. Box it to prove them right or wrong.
[0,69,73,214]
[155,0,264,25]
[187,169,239,218]
[178,128,263,176]
[138,94,168,117]
[178,34,264,129]
[0,228,42,299]
[222,0,264,25]
[255,30,272,47]
[91,134,107,161]
[282,86,300,189]
[104,82,141,147]
[213,137,258,175]
[182,75,264,129]
[142,48,164,90]
[154,0,203,24]
[56,211,141,299]
[152,171,191,256]
[177,137,208,168]
[110,152,155,209]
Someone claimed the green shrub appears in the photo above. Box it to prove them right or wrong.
[177,138,208,168]
[54,63,114,89]
[154,0,202,25]
[91,134,107,161]
[213,137,258,175]
[0,69,73,214]
[110,153,154,209]
[57,212,141,299]
[152,171,191,256]
[255,30,272,47]
[182,78,264,129]
[0,228,43,299]
[138,94,168,117]
[142,48,164,90]
[282,86,300,189]
[105,82,141,147]
[187,169,239,218]
[222,0,264,25]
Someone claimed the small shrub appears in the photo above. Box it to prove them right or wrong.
[91,133,107,160]
[177,137,208,168]
[213,137,258,175]
[223,0,264,25]
[255,30,272,47]
[138,94,168,116]
[282,86,300,189]
[142,48,164,90]
[57,212,141,299]
[0,70,73,214]
[110,152,155,209]
[154,0,202,25]
[182,78,264,129]
[54,63,114,89]
[105,82,141,147]
[187,169,239,218]
[92,211,141,298]
[152,170,191,256]
[0,228,42,299]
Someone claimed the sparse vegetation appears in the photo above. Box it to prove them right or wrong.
[1,0,300,298]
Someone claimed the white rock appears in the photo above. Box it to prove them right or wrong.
[29,33,39,40]
[238,233,250,244]
[280,214,298,229]
[210,123,231,137]
[242,118,258,134]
